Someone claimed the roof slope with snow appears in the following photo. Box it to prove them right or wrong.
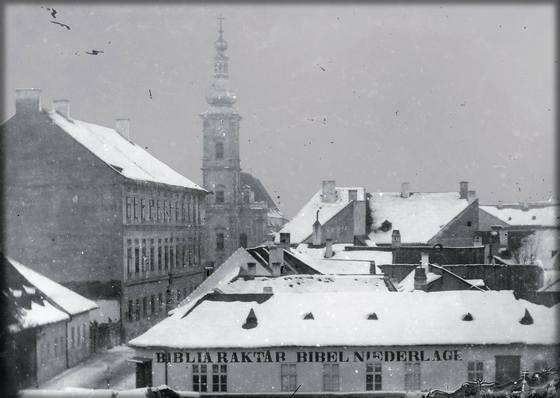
[369,192,471,244]
[221,275,388,294]
[129,290,558,349]
[278,187,365,243]
[11,258,98,316]
[480,204,559,227]
[49,112,205,191]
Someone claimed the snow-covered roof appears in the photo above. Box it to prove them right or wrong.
[396,269,442,292]
[278,187,365,243]
[369,192,472,244]
[480,204,559,227]
[49,112,206,191]
[9,291,69,332]
[129,290,558,349]
[221,275,389,294]
[10,258,98,316]
[291,244,392,274]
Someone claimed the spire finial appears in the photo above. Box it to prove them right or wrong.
[218,15,224,39]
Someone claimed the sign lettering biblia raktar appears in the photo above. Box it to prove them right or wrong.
[156,350,463,364]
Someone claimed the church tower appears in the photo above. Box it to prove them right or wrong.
[201,17,242,266]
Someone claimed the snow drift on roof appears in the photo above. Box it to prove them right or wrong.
[10,258,98,316]
[129,290,558,349]
[279,187,365,243]
[49,112,205,191]
[480,204,559,227]
[369,192,471,244]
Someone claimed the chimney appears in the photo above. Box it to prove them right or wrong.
[269,246,284,271]
[459,181,469,199]
[279,233,291,249]
[16,88,42,114]
[52,99,70,118]
[499,230,508,247]
[312,211,324,246]
[271,262,281,277]
[414,267,427,291]
[467,190,476,203]
[401,182,410,198]
[420,251,429,265]
[324,239,334,258]
[369,261,376,275]
[247,262,256,280]
[497,200,503,209]
[322,180,337,203]
[115,118,131,141]
[392,230,401,247]
[521,201,529,211]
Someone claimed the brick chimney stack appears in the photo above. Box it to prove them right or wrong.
[322,180,337,203]
[401,182,410,198]
[53,99,70,119]
[459,181,469,199]
[324,239,334,258]
[392,230,401,247]
[414,267,427,291]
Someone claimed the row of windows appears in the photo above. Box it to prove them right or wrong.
[38,323,89,365]
[189,360,552,393]
[126,235,202,279]
[127,287,192,322]
[125,195,201,226]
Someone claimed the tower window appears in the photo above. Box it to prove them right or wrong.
[215,142,224,159]
[216,233,225,251]
[215,191,224,203]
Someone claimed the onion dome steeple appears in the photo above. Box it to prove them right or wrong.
[206,15,237,107]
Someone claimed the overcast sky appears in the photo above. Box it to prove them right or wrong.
[3,3,556,217]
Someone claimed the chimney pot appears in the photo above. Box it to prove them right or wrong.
[414,267,428,291]
[322,180,337,203]
[16,88,42,114]
[497,200,503,209]
[401,182,410,198]
[459,181,469,199]
[391,230,401,247]
[467,190,476,203]
[324,239,334,258]
[115,118,131,141]
[52,99,70,118]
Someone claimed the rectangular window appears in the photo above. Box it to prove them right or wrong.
[281,364,297,392]
[158,240,162,271]
[150,245,155,272]
[164,200,170,222]
[216,233,225,251]
[164,241,169,270]
[212,364,227,392]
[135,299,140,321]
[468,361,484,382]
[133,197,139,222]
[193,364,208,392]
[404,362,421,391]
[177,290,182,303]
[141,241,147,273]
[134,247,140,274]
[150,295,155,316]
[170,245,175,270]
[366,363,382,391]
[71,327,75,348]
[349,189,358,202]
[141,198,147,221]
[126,197,133,221]
[323,364,339,392]
[175,201,180,222]
[176,244,182,268]
[215,191,225,203]
[149,199,155,221]
[127,246,133,276]
[127,300,133,321]
[142,297,148,318]
[157,200,162,223]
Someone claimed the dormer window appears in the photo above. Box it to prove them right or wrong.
[215,142,224,159]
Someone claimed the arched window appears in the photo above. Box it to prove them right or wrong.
[239,233,248,248]
[215,142,224,159]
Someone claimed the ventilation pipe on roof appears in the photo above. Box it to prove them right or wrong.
[322,180,337,203]
[52,99,70,118]
[459,181,469,199]
[369,261,376,275]
[414,267,427,291]
[391,230,401,247]
[324,239,334,258]
[401,182,410,198]
[115,118,131,141]
[497,200,503,209]
[16,88,42,114]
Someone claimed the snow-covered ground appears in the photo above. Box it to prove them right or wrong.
[37,345,135,390]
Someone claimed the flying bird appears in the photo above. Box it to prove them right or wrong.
[85,49,104,55]
[149,89,153,99]
[50,20,70,30]
[46,7,57,18]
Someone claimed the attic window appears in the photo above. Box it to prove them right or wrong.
[380,220,392,232]
[303,312,314,320]
[466,221,472,227]
[532,215,536,220]
[367,313,378,320]
[519,309,533,325]
[462,313,474,321]
[508,217,512,221]
[242,308,258,329]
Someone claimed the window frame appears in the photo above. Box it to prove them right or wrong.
[366,362,382,391]
[322,363,340,392]
[281,364,297,392]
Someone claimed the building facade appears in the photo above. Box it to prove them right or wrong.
[201,20,286,268]
[1,89,208,341]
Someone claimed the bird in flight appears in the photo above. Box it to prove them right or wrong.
[50,20,70,30]
[149,89,153,99]
[85,49,104,55]
[46,7,57,18]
